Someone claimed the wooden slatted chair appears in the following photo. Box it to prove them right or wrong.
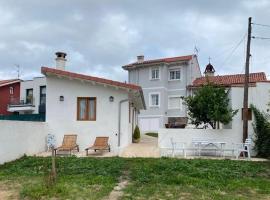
[54,134,79,156]
[85,137,110,156]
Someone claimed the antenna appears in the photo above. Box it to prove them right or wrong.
[14,64,20,79]
[194,46,199,55]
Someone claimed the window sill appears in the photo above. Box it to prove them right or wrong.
[168,79,181,82]
[149,105,160,108]
[150,78,160,81]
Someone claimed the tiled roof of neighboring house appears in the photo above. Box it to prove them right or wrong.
[41,67,142,91]
[0,79,20,87]
[122,55,194,69]
[190,72,267,88]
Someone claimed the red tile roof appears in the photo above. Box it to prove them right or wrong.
[0,79,20,87]
[123,55,194,69]
[191,72,267,87]
[41,67,142,91]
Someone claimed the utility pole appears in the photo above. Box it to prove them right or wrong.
[243,17,252,142]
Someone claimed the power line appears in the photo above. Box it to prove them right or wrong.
[252,36,270,40]
[219,32,247,67]
[252,22,270,28]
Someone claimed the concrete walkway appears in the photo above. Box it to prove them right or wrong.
[120,135,160,158]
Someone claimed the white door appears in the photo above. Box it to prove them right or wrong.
[139,118,160,132]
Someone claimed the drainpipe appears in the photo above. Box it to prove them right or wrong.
[118,99,129,147]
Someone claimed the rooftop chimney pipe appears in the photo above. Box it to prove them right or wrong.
[55,52,67,70]
[137,55,144,63]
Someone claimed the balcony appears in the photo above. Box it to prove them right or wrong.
[7,97,35,112]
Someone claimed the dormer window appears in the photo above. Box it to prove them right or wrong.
[150,67,160,80]
[169,68,181,81]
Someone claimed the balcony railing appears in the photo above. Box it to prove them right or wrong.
[9,97,35,107]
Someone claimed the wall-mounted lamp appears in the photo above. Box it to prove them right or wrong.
[59,95,64,101]
[109,96,114,102]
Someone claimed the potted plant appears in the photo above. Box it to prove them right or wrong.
[133,125,140,143]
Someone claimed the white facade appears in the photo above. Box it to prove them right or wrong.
[124,55,202,132]
[159,82,270,156]
[45,75,141,152]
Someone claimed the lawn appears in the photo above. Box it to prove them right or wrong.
[0,156,270,200]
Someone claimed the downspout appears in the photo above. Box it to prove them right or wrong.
[118,99,129,147]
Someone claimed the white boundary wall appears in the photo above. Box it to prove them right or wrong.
[0,121,48,164]
[158,128,255,156]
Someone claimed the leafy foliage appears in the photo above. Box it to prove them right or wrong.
[183,83,238,129]
[251,105,270,158]
[133,125,141,140]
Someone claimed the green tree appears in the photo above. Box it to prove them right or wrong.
[183,84,238,129]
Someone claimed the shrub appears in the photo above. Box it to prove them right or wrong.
[133,125,141,140]
[251,105,270,158]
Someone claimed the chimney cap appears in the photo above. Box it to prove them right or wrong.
[137,55,144,63]
[55,52,67,58]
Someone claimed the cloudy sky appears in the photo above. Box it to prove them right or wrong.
[0,0,270,81]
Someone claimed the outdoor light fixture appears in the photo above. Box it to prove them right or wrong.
[109,96,114,102]
[59,96,64,101]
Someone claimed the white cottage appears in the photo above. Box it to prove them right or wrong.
[41,53,145,153]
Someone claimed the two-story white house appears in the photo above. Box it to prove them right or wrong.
[123,54,201,132]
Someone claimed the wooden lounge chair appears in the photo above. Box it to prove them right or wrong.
[54,134,79,156]
[85,137,110,156]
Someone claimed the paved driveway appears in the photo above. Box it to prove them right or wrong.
[120,135,160,158]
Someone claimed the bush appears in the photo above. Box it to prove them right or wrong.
[133,125,141,140]
[251,105,270,158]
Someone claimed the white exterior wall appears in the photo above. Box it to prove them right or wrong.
[46,76,132,152]
[0,121,48,164]
[20,77,46,113]
[159,82,270,157]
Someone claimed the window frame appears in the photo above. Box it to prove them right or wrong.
[9,87,14,95]
[168,68,181,81]
[168,95,182,110]
[77,97,97,121]
[39,86,46,105]
[149,67,160,80]
[149,92,160,107]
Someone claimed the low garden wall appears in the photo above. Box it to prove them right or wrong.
[0,120,48,164]
[158,128,255,156]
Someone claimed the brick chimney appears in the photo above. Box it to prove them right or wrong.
[137,55,144,63]
[55,52,67,70]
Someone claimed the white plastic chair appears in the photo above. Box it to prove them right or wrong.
[171,138,187,158]
[235,138,252,160]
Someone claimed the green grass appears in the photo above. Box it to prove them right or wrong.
[0,156,270,200]
[145,132,158,137]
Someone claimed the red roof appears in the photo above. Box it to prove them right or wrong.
[123,55,194,69]
[0,79,20,87]
[191,72,267,87]
[41,67,142,91]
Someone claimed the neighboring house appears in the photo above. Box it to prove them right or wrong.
[0,79,20,115]
[123,54,201,132]
[41,52,145,152]
[188,63,270,133]
[8,77,46,114]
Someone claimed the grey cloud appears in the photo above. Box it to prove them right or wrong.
[0,0,269,81]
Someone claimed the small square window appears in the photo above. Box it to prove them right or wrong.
[77,97,96,121]
[169,69,181,80]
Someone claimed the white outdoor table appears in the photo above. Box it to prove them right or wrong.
[192,141,226,157]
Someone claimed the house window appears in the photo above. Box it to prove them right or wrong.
[9,87,14,95]
[150,68,160,80]
[40,86,46,105]
[77,97,96,121]
[149,93,160,107]
[169,69,181,80]
[26,89,33,104]
[168,96,182,109]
